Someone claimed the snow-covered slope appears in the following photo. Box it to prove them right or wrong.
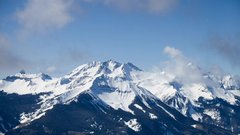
[0,60,240,134]
[0,60,156,124]
[0,73,54,95]
[132,63,240,132]
[2,60,210,134]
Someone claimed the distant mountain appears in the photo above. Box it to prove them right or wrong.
[0,60,239,135]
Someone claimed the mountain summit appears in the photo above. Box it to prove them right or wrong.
[0,60,239,135]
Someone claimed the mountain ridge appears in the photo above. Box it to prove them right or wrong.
[0,60,239,134]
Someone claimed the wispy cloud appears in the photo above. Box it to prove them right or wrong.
[163,46,204,84]
[84,0,178,14]
[16,0,74,34]
[14,0,178,36]
[43,48,85,75]
[55,48,85,65]
[0,34,10,48]
[164,46,182,58]
[136,46,207,89]
[209,34,240,68]
[0,34,28,71]
[46,66,57,73]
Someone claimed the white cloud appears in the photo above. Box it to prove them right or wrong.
[162,46,204,85]
[15,0,177,35]
[16,0,74,33]
[164,46,182,58]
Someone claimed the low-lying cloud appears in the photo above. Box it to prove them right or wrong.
[135,46,207,89]
[163,46,204,85]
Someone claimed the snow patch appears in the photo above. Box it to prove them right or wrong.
[182,83,214,101]
[134,104,146,113]
[124,119,141,132]
[149,113,158,119]
[203,109,221,121]
[96,84,135,114]
[191,124,197,128]
[191,113,202,121]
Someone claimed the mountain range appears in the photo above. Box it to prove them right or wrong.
[0,60,239,135]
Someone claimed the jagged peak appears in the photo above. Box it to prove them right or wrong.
[67,60,141,79]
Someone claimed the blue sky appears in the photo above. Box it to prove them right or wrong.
[0,0,239,77]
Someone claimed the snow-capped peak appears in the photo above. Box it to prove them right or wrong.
[1,60,240,126]
[66,60,140,80]
[0,60,153,123]
[0,60,141,96]
[59,60,148,113]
